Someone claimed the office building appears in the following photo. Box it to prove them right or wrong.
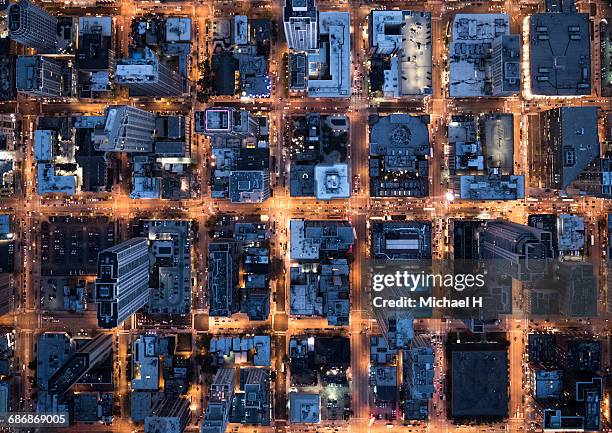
[47,333,113,395]
[76,16,113,71]
[34,128,78,195]
[93,105,155,153]
[76,16,114,95]
[449,341,509,418]
[313,163,350,200]
[307,12,350,98]
[402,345,434,420]
[195,108,259,139]
[95,237,150,329]
[208,243,238,317]
[289,392,320,423]
[0,274,12,317]
[289,53,307,91]
[448,113,524,199]
[368,10,432,96]
[115,47,186,96]
[369,114,430,197]
[145,397,191,433]
[479,221,554,280]
[0,38,16,102]
[131,334,159,390]
[139,220,192,316]
[16,55,62,97]
[232,368,271,425]
[202,368,236,433]
[8,0,57,52]
[371,221,432,260]
[538,107,599,190]
[528,13,591,96]
[449,14,512,97]
[491,34,520,96]
[283,0,318,51]
[229,170,270,203]
[289,219,355,261]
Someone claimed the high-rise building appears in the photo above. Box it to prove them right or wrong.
[115,47,186,97]
[0,274,12,317]
[201,368,236,433]
[145,397,191,433]
[47,333,113,395]
[93,105,155,153]
[478,221,554,280]
[208,243,238,317]
[491,34,520,96]
[307,12,350,98]
[538,107,600,190]
[76,16,114,71]
[16,55,62,97]
[283,0,318,51]
[8,0,57,52]
[195,108,259,139]
[95,237,150,329]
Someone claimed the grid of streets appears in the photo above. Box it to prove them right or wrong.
[1,0,612,432]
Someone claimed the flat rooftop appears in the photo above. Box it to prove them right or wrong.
[529,13,591,96]
[307,12,350,98]
[451,346,509,418]
[449,14,510,97]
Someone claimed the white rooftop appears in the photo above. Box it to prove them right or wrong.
[165,17,192,42]
[307,12,350,98]
[314,162,350,200]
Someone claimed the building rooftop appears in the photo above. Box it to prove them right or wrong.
[371,221,432,260]
[131,392,154,423]
[558,214,585,253]
[290,259,349,325]
[314,163,350,200]
[534,370,563,399]
[166,17,191,42]
[289,53,307,91]
[76,17,112,72]
[132,335,159,390]
[404,346,435,400]
[34,129,53,161]
[235,51,271,98]
[493,35,520,95]
[450,343,509,418]
[209,335,270,366]
[542,107,599,189]
[307,12,350,98]
[289,219,355,260]
[370,365,397,402]
[284,0,317,21]
[369,114,430,197]
[37,163,76,195]
[232,16,248,45]
[229,171,269,203]
[37,332,72,391]
[528,13,591,96]
[369,10,432,96]
[289,392,320,423]
[449,14,510,97]
[139,219,192,316]
[208,242,237,317]
[290,266,322,316]
[459,174,525,200]
[73,393,99,422]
